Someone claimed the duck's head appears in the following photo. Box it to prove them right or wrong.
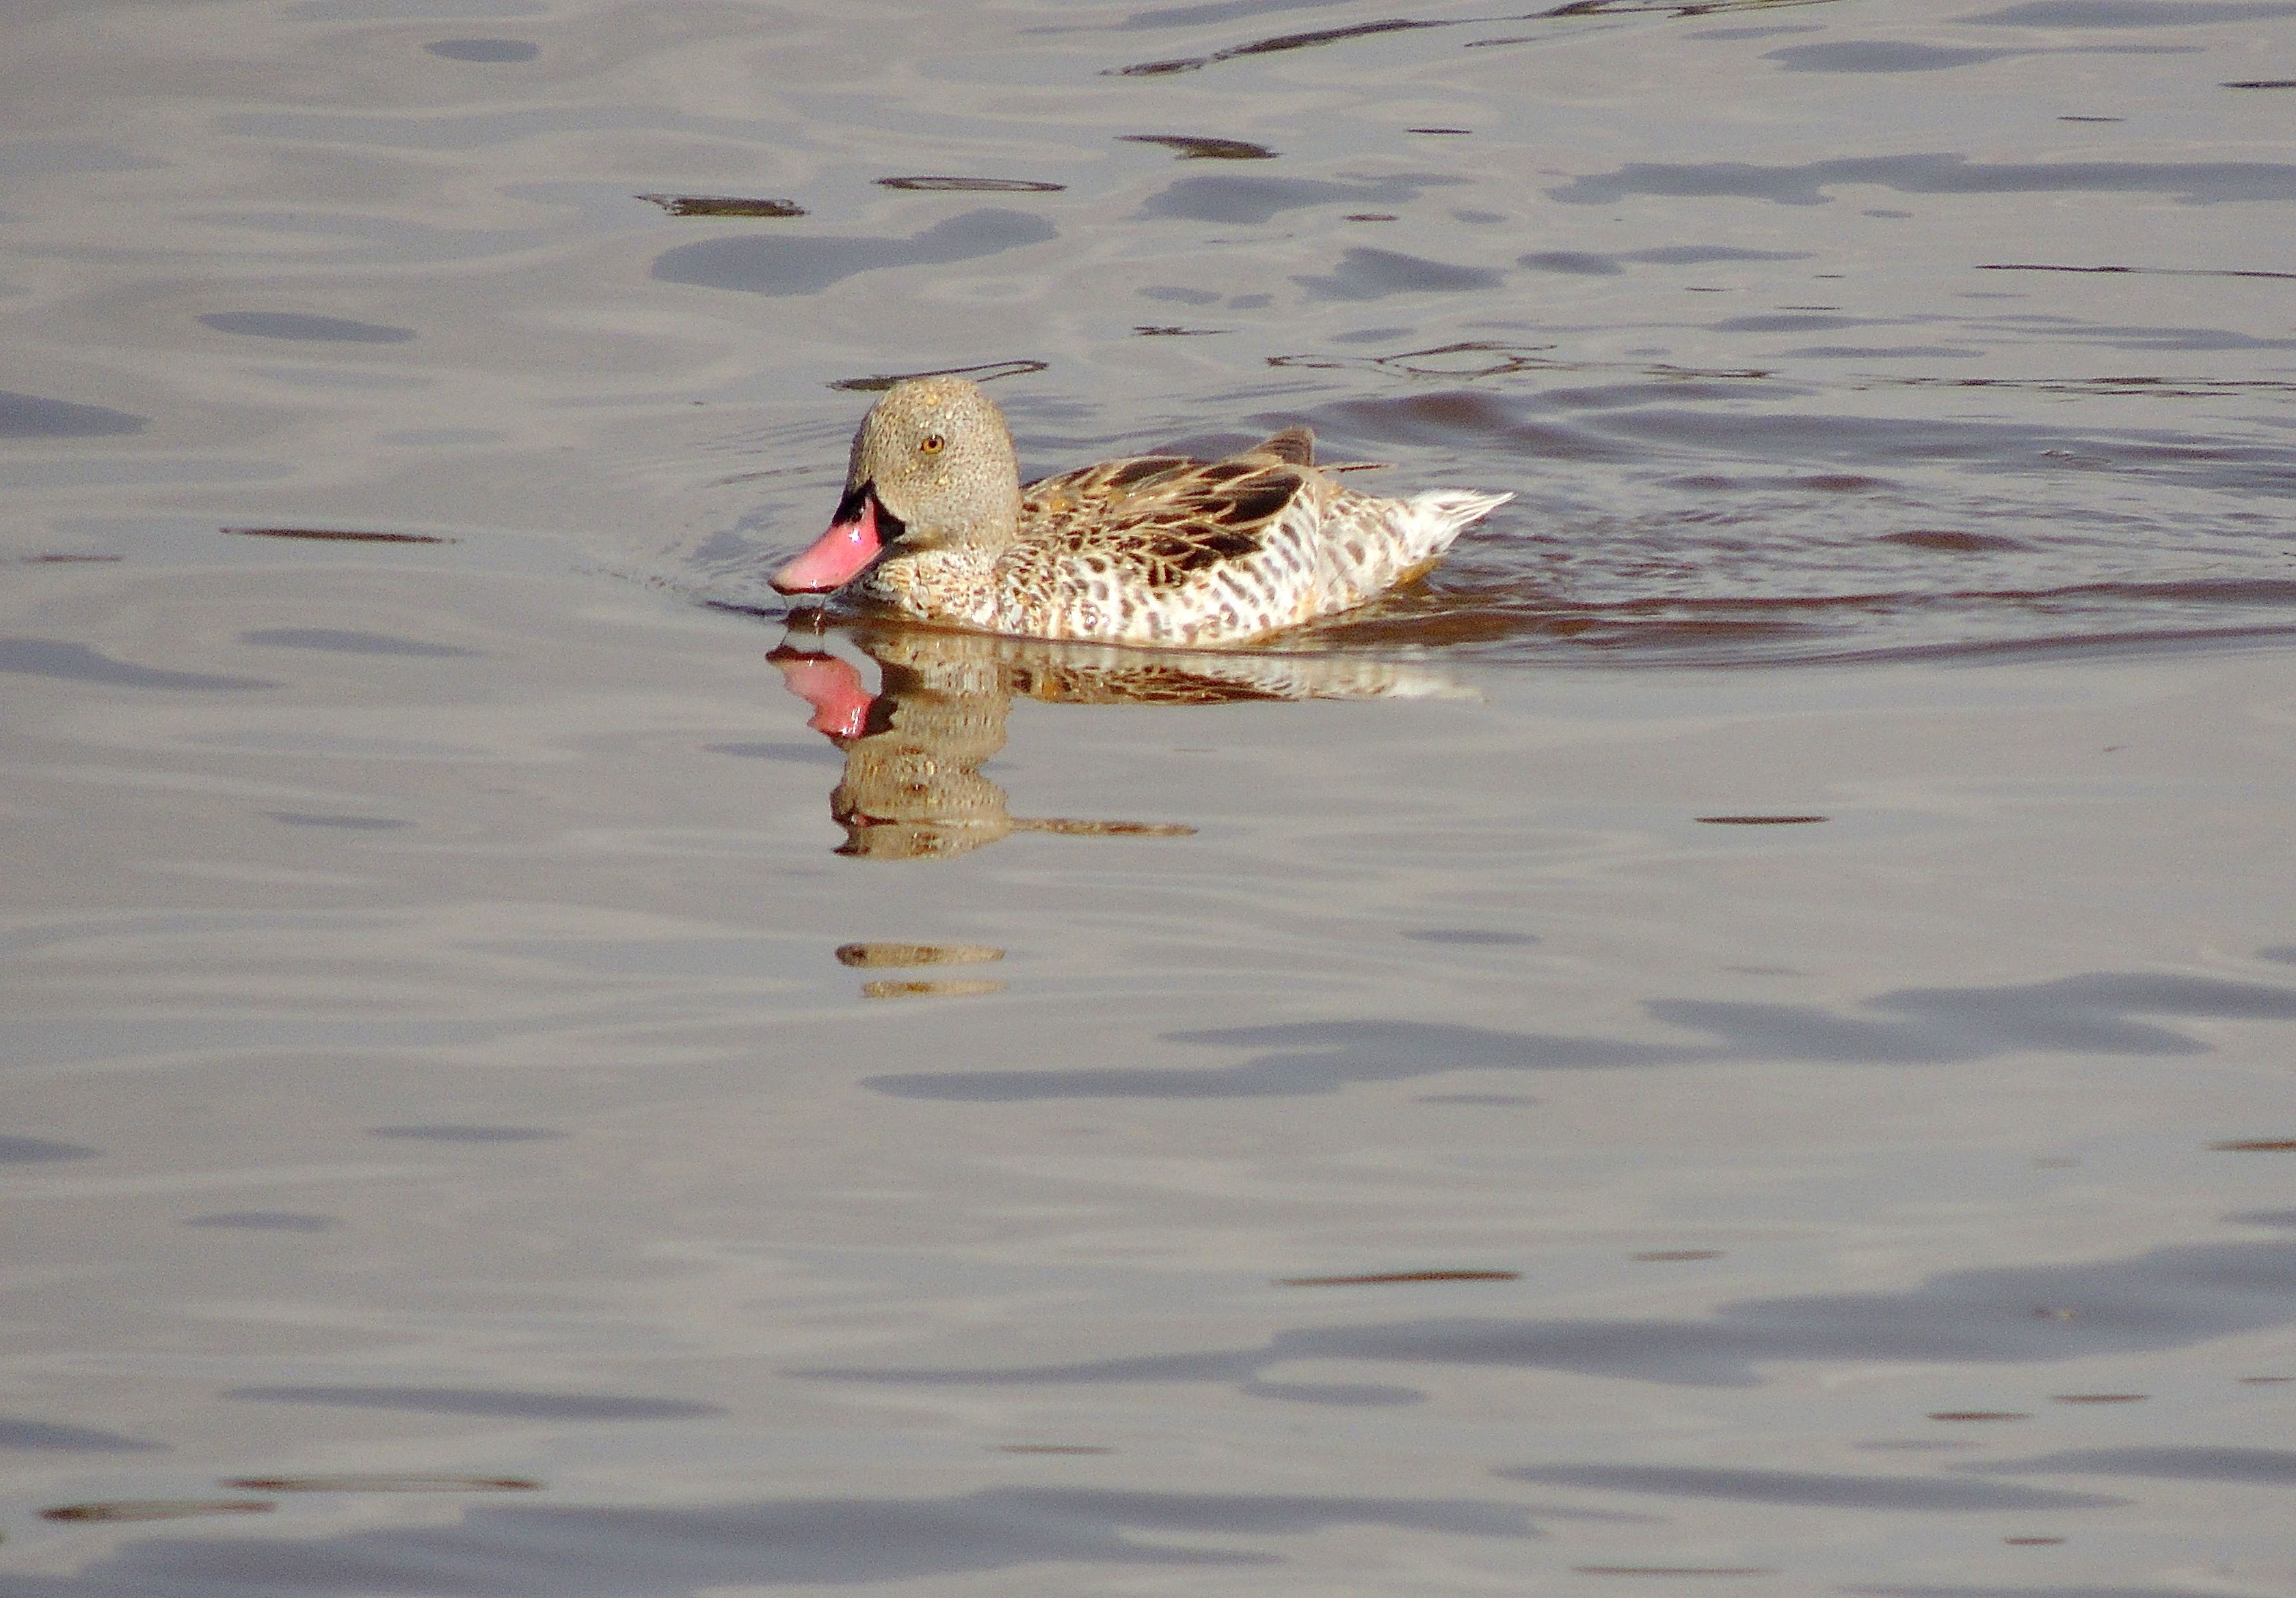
[772,377,1024,594]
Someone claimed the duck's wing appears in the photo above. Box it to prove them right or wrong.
[1249,426,1314,466]
[1019,452,1326,593]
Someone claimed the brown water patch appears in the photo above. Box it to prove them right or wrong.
[837,943,1004,968]
[1880,529,2028,552]
[2210,1138,2296,1151]
[42,1500,272,1523]
[638,194,805,217]
[829,360,1047,393]
[20,552,122,563]
[1927,1411,2031,1422]
[862,978,1008,1000]
[877,176,1065,193]
[1346,213,1400,221]
[224,526,451,544]
[1280,1270,1520,1287]
[2051,1392,2146,1403]
[1696,814,1828,825]
[1632,1251,1724,1263]
[1017,819,1195,837]
[1118,134,1274,160]
[227,1474,540,1493]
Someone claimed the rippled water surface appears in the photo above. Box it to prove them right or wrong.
[5,0,2296,1593]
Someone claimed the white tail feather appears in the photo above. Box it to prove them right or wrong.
[1406,489,1514,558]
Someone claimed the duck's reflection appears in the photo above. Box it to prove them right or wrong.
[770,620,1469,861]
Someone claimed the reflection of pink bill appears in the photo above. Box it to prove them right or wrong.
[768,647,874,739]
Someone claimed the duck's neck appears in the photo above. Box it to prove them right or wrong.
[859,542,1007,629]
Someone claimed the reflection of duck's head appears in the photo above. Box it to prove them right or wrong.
[769,641,1017,861]
[772,378,1020,594]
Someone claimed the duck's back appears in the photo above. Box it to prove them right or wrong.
[998,444,1334,644]
[859,429,1508,645]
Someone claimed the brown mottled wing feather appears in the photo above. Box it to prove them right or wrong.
[1251,427,1315,466]
[1021,456,1316,593]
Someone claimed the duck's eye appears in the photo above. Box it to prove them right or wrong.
[919,434,945,455]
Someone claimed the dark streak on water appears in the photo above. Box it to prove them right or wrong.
[0,1418,164,1453]
[1,1488,1543,1596]
[366,1123,568,1142]
[0,390,146,438]
[638,193,805,218]
[184,1211,343,1231]
[0,1135,101,1162]
[1503,1463,2120,1511]
[0,638,273,692]
[797,1229,2296,1396]
[827,359,1049,394]
[652,210,1058,297]
[198,311,418,343]
[225,527,452,544]
[226,1386,721,1421]
[241,627,478,657]
[1120,133,1278,159]
[869,970,2296,1100]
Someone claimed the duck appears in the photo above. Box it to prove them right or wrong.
[771,376,1510,646]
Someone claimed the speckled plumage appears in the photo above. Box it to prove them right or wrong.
[779,377,1510,646]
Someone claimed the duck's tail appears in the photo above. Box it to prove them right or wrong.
[1313,488,1512,615]
[1406,489,1514,559]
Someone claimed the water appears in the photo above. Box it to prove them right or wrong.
[5,0,2296,1592]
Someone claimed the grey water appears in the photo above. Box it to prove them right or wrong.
[5,0,2296,1593]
